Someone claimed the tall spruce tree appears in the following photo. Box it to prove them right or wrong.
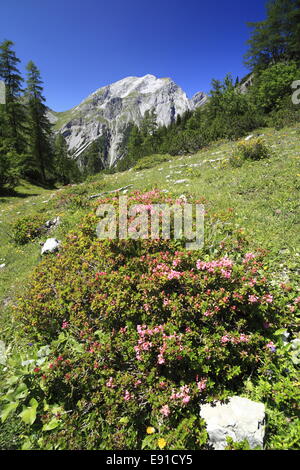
[25,61,53,183]
[245,0,300,70]
[54,134,81,184]
[0,40,27,153]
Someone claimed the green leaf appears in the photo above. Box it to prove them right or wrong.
[42,418,60,431]
[0,401,19,423]
[141,435,153,450]
[274,329,287,336]
[70,341,84,353]
[119,417,129,424]
[21,438,33,450]
[14,383,28,400]
[19,398,39,425]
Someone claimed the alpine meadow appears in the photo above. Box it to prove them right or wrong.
[0,0,299,453]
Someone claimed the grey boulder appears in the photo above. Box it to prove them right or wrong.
[200,396,265,450]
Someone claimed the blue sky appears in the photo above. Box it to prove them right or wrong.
[1,0,267,111]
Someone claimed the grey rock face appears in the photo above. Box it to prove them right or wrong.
[54,75,207,168]
[190,91,208,108]
[41,238,61,255]
[200,396,265,450]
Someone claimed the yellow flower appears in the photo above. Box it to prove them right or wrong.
[146,426,155,434]
[158,438,167,449]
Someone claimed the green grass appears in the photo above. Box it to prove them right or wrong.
[1,123,300,334]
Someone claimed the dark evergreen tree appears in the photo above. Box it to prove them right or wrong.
[54,134,81,184]
[245,0,300,70]
[0,40,27,153]
[24,61,53,183]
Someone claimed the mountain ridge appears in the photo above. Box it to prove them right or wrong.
[49,74,207,167]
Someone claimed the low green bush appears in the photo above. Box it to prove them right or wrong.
[1,190,298,450]
[229,138,271,167]
[134,154,172,171]
[11,215,47,245]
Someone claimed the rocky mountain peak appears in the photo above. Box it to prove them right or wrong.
[52,74,206,167]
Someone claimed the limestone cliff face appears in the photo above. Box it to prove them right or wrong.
[51,74,206,167]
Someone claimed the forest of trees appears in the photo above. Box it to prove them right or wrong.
[1,0,300,187]
[0,40,80,191]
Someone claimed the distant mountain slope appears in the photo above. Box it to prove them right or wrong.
[50,74,207,167]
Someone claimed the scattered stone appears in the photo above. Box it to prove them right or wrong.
[200,396,265,450]
[41,238,61,255]
[174,179,189,184]
[45,216,61,229]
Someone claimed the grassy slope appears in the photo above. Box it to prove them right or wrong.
[0,123,299,334]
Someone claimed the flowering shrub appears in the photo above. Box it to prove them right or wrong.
[11,215,47,245]
[237,138,270,161]
[229,138,271,167]
[3,190,299,449]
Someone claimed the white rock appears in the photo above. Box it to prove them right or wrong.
[0,263,5,269]
[245,134,254,141]
[174,179,189,184]
[41,238,61,255]
[200,396,265,450]
[291,338,300,350]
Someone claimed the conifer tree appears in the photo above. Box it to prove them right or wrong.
[245,0,300,70]
[0,40,27,153]
[54,134,81,184]
[25,61,53,183]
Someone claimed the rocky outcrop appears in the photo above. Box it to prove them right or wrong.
[200,396,265,450]
[53,74,207,168]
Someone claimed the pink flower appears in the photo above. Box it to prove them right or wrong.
[124,390,133,401]
[106,377,115,388]
[196,378,207,391]
[266,341,276,352]
[62,321,69,329]
[160,405,170,417]
[221,270,231,279]
[239,334,249,343]
[204,310,213,317]
[263,294,273,303]
[248,295,259,303]
[182,396,190,404]
[243,253,256,263]
[221,335,230,344]
[159,381,167,389]
[157,355,165,365]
